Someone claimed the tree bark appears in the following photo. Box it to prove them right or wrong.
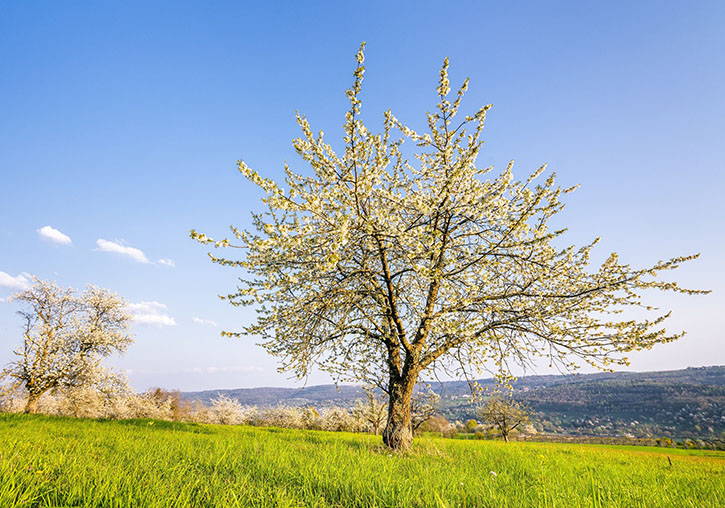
[24,393,40,414]
[382,376,416,451]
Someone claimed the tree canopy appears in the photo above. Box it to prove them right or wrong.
[192,43,705,449]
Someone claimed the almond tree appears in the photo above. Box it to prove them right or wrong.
[192,44,706,450]
[1,279,133,413]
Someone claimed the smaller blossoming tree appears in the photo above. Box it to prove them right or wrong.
[1,279,133,413]
[479,395,533,442]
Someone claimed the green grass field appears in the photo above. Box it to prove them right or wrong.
[0,414,722,507]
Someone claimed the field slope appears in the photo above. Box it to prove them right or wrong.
[1,414,723,507]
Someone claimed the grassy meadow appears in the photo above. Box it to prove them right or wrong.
[0,414,723,508]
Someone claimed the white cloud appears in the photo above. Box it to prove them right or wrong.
[124,365,263,375]
[158,258,176,267]
[37,225,72,245]
[128,301,176,327]
[187,366,263,374]
[192,317,218,327]
[0,271,31,290]
[96,239,150,264]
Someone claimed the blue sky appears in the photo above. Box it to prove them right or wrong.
[1,1,723,391]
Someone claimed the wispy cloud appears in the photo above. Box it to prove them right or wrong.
[124,365,263,375]
[158,258,176,267]
[186,366,264,375]
[37,225,72,245]
[96,239,150,264]
[128,301,176,327]
[0,271,31,290]
[192,317,218,327]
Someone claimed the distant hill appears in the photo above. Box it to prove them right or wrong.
[181,366,725,438]
[181,383,365,408]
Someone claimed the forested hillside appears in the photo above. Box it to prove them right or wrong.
[182,366,725,438]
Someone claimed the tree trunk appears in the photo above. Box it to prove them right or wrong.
[382,376,416,451]
[24,393,40,414]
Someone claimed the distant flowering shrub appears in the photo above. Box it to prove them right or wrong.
[206,395,246,425]
[0,386,433,436]
[0,386,173,421]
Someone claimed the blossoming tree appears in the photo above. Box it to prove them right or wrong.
[192,44,705,450]
[1,279,133,413]
[479,395,533,442]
